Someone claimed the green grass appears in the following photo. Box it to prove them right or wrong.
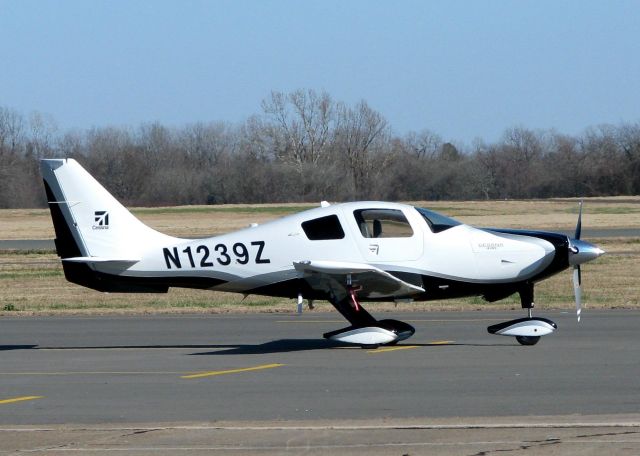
[0,270,63,280]
[0,249,56,255]
[26,210,49,216]
[8,296,286,312]
[166,299,225,309]
[581,255,615,265]
[563,207,640,215]
[41,302,135,311]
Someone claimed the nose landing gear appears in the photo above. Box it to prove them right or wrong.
[516,335,541,346]
[487,283,558,346]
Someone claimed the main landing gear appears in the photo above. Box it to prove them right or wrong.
[487,283,557,346]
[325,285,415,348]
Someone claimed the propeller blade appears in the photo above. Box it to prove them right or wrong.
[575,200,583,240]
[572,266,582,322]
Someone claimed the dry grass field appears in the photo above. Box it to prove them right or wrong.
[0,197,638,315]
[2,197,640,240]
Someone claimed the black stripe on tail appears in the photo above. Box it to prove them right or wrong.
[44,179,169,293]
[43,180,82,259]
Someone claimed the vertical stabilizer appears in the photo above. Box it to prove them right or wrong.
[41,159,178,261]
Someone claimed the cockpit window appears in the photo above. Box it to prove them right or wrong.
[353,209,413,238]
[417,207,461,233]
[301,215,345,240]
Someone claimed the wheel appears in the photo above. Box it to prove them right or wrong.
[516,335,541,346]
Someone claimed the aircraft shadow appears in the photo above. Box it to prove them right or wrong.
[0,341,513,353]
[0,344,242,351]
[0,341,346,352]
[191,339,346,355]
[191,339,514,355]
[0,345,38,351]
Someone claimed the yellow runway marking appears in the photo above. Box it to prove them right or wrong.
[0,396,44,405]
[367,345,419,354]
[428,340,455,345]
[181,363,285,379]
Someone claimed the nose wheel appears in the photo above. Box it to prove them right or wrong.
[515,289,543,346]
[487,284,557,346]
[515,335,540,346]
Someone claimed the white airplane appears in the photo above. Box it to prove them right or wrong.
[40,159,604,346]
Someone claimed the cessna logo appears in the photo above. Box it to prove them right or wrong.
[93,211,109,230]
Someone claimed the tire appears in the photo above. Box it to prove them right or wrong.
[516,335,541,346]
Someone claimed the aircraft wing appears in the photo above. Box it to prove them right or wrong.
[293,260,424,299]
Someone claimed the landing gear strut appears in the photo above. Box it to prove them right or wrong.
[325,284,415,347]
[516,284,541,346]
[487,283,557,346]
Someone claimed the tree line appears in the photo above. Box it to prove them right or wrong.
[1,89,639,208]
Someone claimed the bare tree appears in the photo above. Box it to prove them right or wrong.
[27,111,57,159]
[0,107,27,207]
[334,100,390,199]
[403,129,442,159]
[1,94,639,208]
[578,125,628,195]
[261,89,335,166]
[179,121,235,167]
[259,90,337,199]
[616,122,640,194]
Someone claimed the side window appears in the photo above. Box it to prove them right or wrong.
[301,215,345,240]
[353,209,414,238]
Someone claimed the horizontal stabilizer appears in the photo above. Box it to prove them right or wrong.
[62,257,140,267]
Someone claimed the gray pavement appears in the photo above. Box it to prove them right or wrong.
[2,310,640,453]
[1,311,639,423]
[0,239,55,250]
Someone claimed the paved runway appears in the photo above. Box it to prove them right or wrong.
[1,310,639,424]
[0,305,640,456]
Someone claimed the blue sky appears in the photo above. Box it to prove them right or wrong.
[1,0,638,144]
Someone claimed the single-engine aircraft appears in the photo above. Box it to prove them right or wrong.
[40,159,604,346]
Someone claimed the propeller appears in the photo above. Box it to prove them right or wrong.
[572,201,583,322]
[574,200,583,240]
[568,201,604,322]
[572,261,582,322]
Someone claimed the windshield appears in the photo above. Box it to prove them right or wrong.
[416,207,461,233]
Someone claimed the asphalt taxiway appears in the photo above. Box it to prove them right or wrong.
[1,227,638,251]
[1,310,639,454]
